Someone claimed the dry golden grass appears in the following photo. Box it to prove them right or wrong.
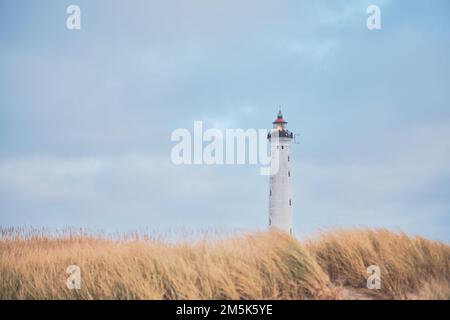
[0,227,449,300]
[306,229,450,299]
[410,279,450,300]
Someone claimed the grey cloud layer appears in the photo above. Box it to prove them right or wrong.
[0,0,449,241]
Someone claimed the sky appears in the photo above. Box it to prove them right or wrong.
[1,0,449,242]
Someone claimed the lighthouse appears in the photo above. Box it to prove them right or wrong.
[268,109,294,234]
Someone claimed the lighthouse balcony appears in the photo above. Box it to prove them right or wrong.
[267,130,293,139]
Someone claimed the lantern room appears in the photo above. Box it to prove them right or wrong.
[273,109,287,131]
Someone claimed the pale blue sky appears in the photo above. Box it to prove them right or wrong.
[1,0,449,241]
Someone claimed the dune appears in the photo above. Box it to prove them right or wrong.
[0,227,448,300]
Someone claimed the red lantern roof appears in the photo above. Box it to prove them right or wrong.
[273,109,287,124]
[273,117,287,124]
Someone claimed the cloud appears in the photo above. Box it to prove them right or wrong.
[296,121,450,241]
[0,0,449,242]
[0,153,268,231]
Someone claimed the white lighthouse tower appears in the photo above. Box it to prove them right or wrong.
[268,109,294,235]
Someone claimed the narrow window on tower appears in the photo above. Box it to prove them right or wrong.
[281,146,284,149]
[288,171,290,177]
[289,199,292,206]
[288,156,290,162]
[270,189,272,196]
[290,228,292,235]
[269,218,271,226]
